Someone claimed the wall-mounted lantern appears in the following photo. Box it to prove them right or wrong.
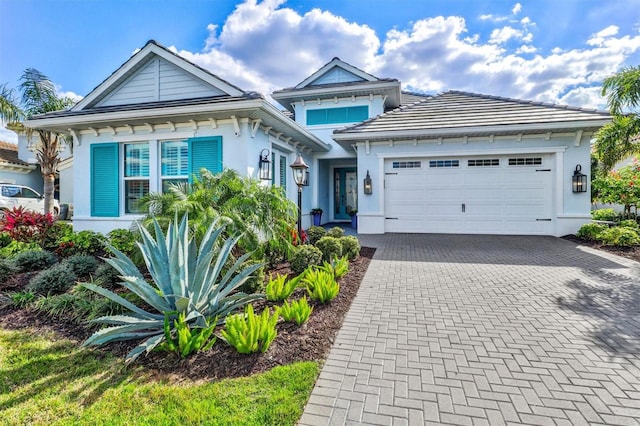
[258,149,271,180]
[363,170,373,195]
[572,164,587,193]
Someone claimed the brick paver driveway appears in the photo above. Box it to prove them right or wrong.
[299,234,640,425]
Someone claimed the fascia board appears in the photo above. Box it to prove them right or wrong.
[332,119,613,141]
[273,80,400,101]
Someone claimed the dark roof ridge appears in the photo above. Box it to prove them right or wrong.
[444,90,610,115]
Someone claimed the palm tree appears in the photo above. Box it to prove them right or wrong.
[594,66,640,173]
[0,69,75,213]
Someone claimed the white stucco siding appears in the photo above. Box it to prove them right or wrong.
[356,133,592,236]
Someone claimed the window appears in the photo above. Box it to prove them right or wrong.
[429,160,459,168]
[508,157,542,166]
[161,140,188,192]
[124,143,149,214]
[392,161,421,169]
[468,159,499,167]
[1,186,20,197]
[20,187,41,198]
[306,106,368,125]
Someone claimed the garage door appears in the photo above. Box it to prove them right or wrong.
[384,155,554,235]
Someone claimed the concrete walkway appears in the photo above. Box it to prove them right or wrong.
[299,234,640,425]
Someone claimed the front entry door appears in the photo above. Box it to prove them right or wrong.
[334,167,357,220]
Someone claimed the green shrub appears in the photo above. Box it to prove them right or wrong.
[42,221,74,250]
[279,296,313,325]
[12,249,57,272]
[339,236,360,260]
[221,304,279,354]
[62,254,99,277]
[265,273,304,302]
[317,256,349,280]
[33,292,91,323]
[306,226,326,245]
[315,236,343,262]
[289,245,323,275]
[0,240,41,259]
[591,208,617,221]
[57,230,106,256]
[8,290,35,308]
[0,258,17,282]
[326,227,344,239]
[107,228,139,257]
[27,264,77,295]
[303,269,339,304]
[157,312,218,358]
[0,232,12,248]
[600,227,640,247]
[81,216,262,364]
[619,219,640,229]
[576,223,607,241]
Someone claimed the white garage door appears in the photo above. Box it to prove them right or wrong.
[384,155,554,235]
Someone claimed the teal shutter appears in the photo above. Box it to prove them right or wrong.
[279,155,287,191]
[306,106,368,125]
[188,136,223,181]
[271,152,275,185]
[91,143,119,217]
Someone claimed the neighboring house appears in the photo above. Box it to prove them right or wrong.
[0,140,42,191]
[24,40,611,236]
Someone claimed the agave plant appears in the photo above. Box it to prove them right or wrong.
[81,215,263,364]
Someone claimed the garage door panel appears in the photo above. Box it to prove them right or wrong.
[384,155,553,235]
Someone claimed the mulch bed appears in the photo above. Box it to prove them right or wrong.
[562,234,640,263]
[0,247,375,382]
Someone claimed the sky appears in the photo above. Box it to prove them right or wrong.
[1,0,639,143]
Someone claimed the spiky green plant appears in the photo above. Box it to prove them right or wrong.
[317,256,349,280]
[279,296,313,325]
[221,304,279,354]
[158,312,218,358]
[303,269,340,304]
[265,273,304,302]
[81,215,263,364]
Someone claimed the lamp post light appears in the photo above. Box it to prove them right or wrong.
[290,154,309,242]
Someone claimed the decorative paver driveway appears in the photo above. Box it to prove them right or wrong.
[299,234,640,425]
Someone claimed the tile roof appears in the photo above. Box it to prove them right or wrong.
[335,90,612,136]
[401,91,432,105]
[0,141,29,166]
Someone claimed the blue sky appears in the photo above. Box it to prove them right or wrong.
[1,0,639,142]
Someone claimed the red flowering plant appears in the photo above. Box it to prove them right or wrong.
[593,161,640,217]
[0,206,55,246]
[290,227,308,246]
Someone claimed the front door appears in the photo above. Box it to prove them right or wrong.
[334,167,357,220]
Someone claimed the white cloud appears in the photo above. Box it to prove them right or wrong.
[512,3,522,15]
[489,26,524,44]
[155,0,640,110]
[557,86,606,110]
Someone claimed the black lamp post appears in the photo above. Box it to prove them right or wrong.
[290,154,309,242]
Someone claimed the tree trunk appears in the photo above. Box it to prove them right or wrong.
[43,172,56,214]
[36,130,60,215]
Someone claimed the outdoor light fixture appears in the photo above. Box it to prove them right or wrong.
[572,164,587,193]
[302,170,310,187]
[290,154,309,241]
[363,170,373,195]
[258,149,272,180]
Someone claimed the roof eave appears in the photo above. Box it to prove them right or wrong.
[332,119,612,148]
[25,99,331,153]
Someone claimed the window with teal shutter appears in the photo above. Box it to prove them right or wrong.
[271,152,275,185]
[91,143,119,217]
[279,155,287,191]
[188,136,223,182]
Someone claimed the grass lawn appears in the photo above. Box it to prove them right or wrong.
[0,328,319,425]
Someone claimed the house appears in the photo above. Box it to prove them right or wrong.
[0,140,42,191]
[23,40,611,236]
